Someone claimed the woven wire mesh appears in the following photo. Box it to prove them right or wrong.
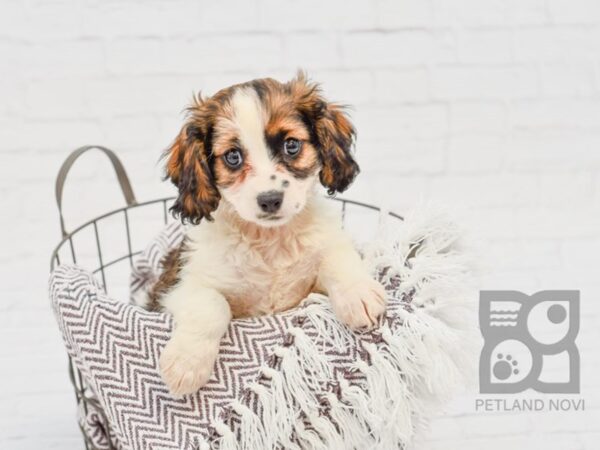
[50,149,403,450]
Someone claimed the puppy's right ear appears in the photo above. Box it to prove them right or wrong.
[164,119,220,224]
[289,72,359,195]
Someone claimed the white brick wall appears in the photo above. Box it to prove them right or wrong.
[1,0,599,448]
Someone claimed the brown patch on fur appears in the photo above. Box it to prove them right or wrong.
[212,152,252,189]
[229,298,255,318]
[211,123,241,158]
[165,72,359,224]
[164,87,240,224]
[284,142,320,178]
[147,243,187,312]
[206,105,255,190]
[165,122,221,224]
[254,82,321,179]
[264,115,310,141]
[286,72,359,193]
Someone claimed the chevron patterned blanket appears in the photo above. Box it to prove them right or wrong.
[49,209,477,450]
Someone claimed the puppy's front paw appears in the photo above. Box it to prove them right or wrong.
[159,333,220,397]
[329,278,387,330]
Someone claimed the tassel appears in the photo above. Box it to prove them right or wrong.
[231,400,269,450]
[211,420,237,450]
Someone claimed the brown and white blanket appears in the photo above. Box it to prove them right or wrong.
[49,209,478,450]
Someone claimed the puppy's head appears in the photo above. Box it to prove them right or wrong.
[164,73,359,227]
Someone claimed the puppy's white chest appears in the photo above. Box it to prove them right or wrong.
[225,243,320,318]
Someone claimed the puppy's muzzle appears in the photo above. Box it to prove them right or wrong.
[257,190,283,214]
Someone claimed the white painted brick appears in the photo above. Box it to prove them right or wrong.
[195,0,260,33]
[560,238,600,270]
[309,70,374,105]
[0,81,26,117]
[486,239,562,271]
[283,33,341,69]
[460,412,534,438]
[479,269,542,293]
[107,36,283,75]
[515,27,600,62]
[541,64,596,97]
[174,36,283,73]
[257,0,377,31]
[532,409,600,433]
[450,101,508,133]
[0,1,28,39]
[419,415,463,441]
[0,40,23,75]
[0,0,84,41]
[509,0,550,25]
[464,207,518,239]
[429,174,538,208]
[105,38,165,75]
[101,115,164,149]
[3,124,78,161]
[0,43,26,116]
[547,0,600,25]
[431,66,538,100]
[538,172,593,207]
[84,75,204,117]
[376,0,433,28]
[341,31,456,68]
[431,0,510,26]
[357,137,446,175]
[511,99,600,131]
[354,104,448,141]
[446,134,506,173]
[457,30,514,64]
[507,130,600,171]
[430,433,584,450]
[18,119,105,153]
[514,205,600,239]
[80,0,201,38]
[0,151,66,187]
[534,267,600,293]
[23,40,106,79]
[23,78,89,120]
[373,68,429,103]
[581,432,600,450]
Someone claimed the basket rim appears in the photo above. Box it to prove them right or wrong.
[50,195,403,271]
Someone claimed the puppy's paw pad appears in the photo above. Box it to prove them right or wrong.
[330,278,387,330]
[159,337,219,397]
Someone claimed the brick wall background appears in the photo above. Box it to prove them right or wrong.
[1,0,599,448]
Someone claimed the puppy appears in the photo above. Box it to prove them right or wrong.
[152,73,386,396]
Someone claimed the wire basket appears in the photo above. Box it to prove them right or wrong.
[50,146,403,450]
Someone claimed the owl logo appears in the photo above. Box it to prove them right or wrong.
[479,290,580,394]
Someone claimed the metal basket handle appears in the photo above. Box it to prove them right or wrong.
[55,145,137,238]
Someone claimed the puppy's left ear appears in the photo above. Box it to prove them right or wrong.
[291,74,359,194]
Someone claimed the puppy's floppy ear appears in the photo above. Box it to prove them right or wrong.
[315,102,359,194]
[291,73,359,194]
[164,109,220,224]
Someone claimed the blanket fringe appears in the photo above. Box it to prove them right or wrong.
[213,207,478,449]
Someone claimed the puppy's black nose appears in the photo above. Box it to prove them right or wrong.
[257,190,283,213]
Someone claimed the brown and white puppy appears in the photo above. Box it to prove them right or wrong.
[152,73,386,396]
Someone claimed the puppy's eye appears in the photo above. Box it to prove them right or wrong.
[223,149,243,169]
[283,138,302,157]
